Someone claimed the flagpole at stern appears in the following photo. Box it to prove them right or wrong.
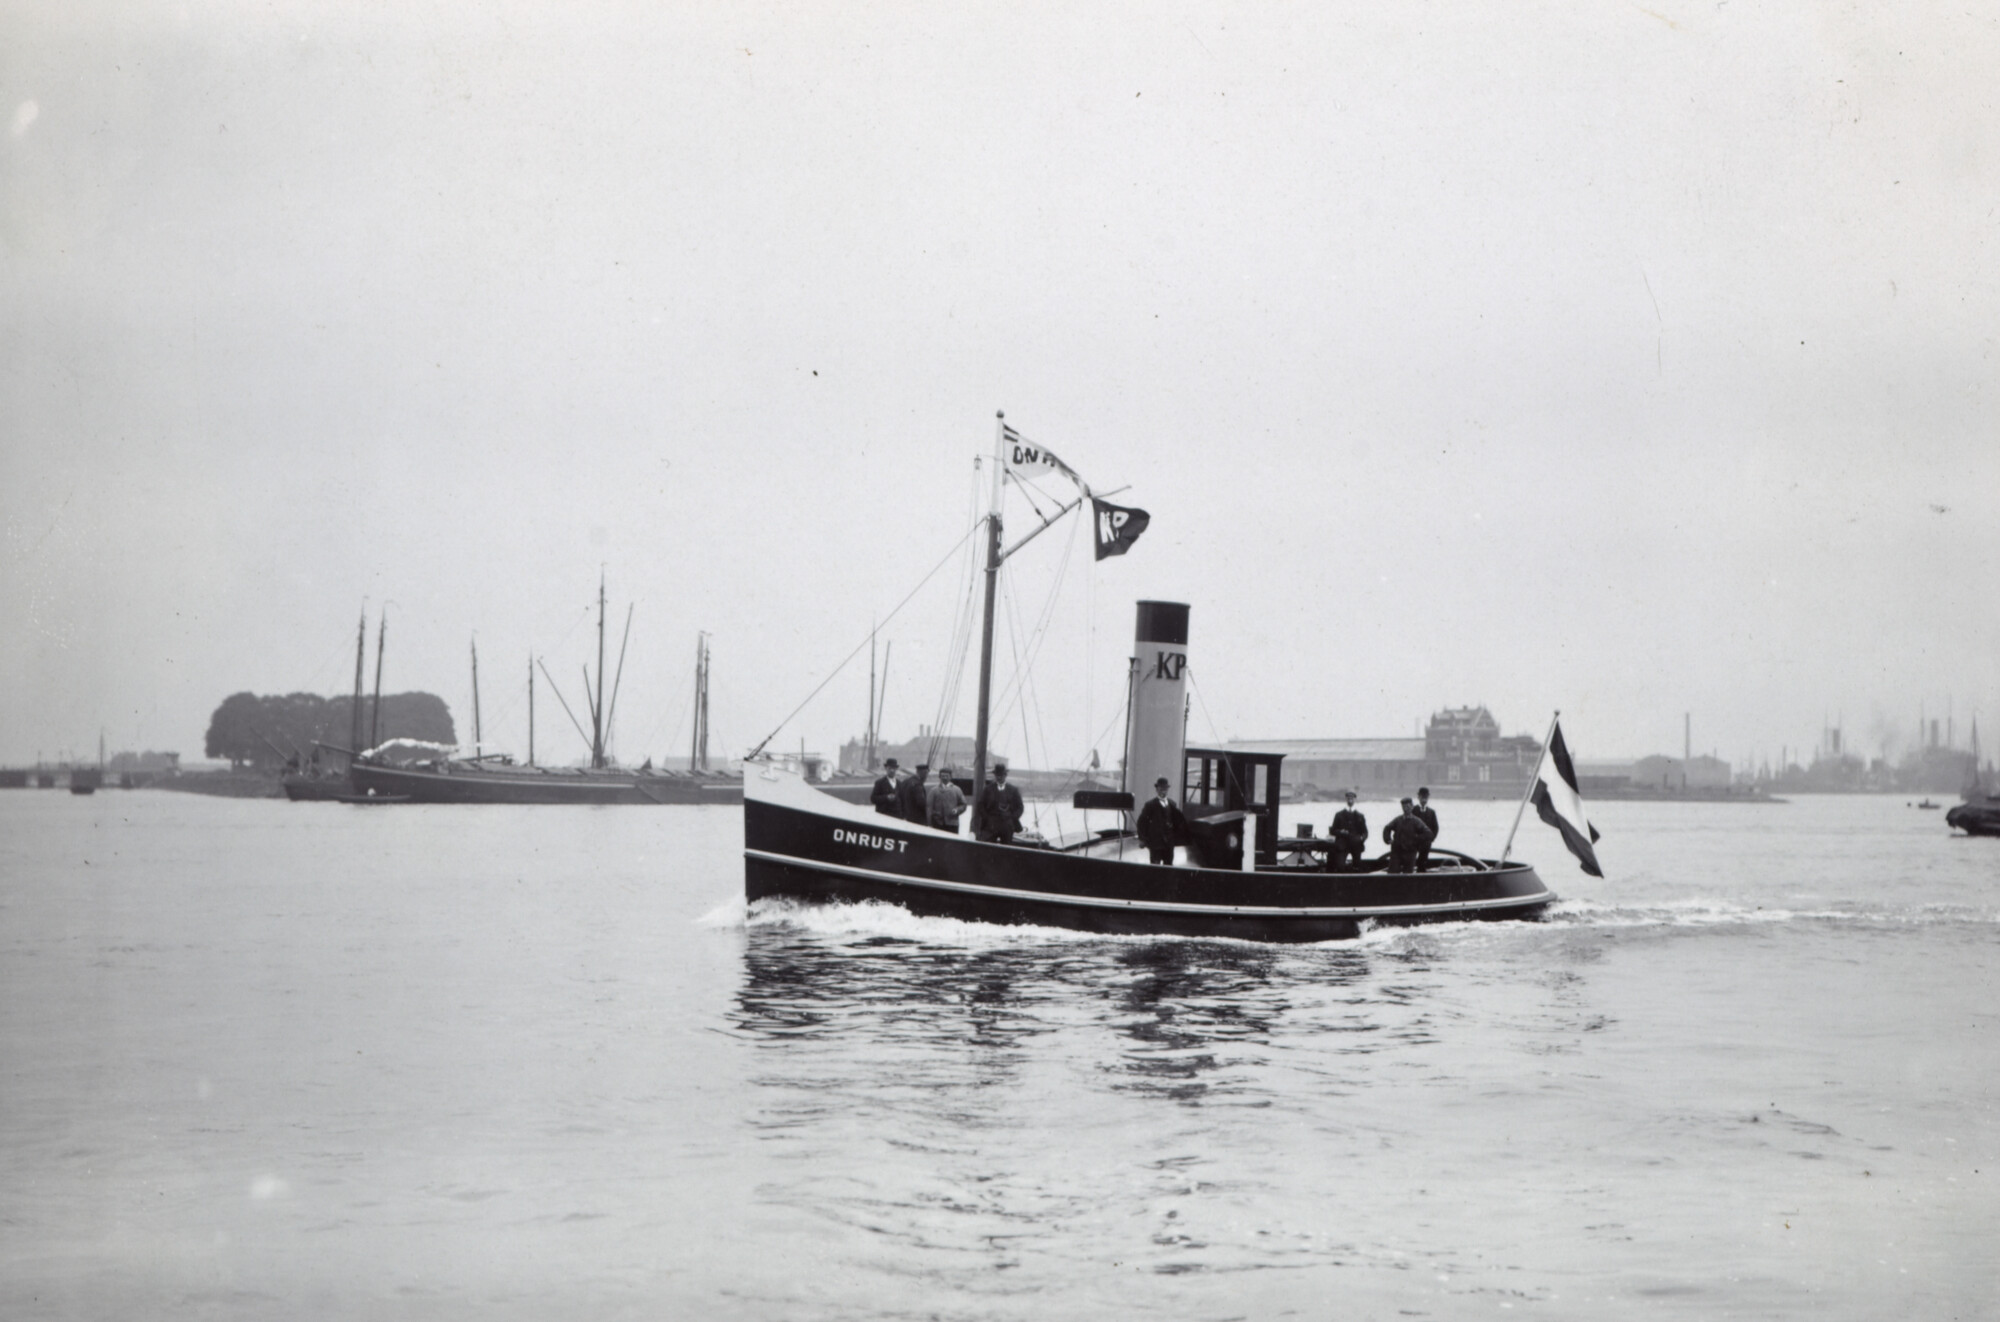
[972,411,1007,811]
[1501,710,1561,865]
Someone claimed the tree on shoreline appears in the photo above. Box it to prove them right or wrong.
[204,692,455,769]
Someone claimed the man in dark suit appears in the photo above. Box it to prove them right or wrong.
[871,758,902,817]
[1412,787,1438,869]
[1328,790,1368,870]
[974,761,1025,844]
[1381,797,1435,873]
[1135,776,1185,865]
[898,763,930,825]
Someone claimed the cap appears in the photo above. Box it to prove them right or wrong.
[1400,797,1414,806]
[916,763,930,773]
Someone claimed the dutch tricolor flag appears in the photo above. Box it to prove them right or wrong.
[1532,719,1603,877]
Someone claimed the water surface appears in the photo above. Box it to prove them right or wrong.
[2,791,1993,1318]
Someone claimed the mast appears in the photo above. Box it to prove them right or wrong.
[470,637,482,755]
[591,573,607,770]
[604,604,633,764]
[876,642,892,771]
[1501,711,1561,865]
[369,611,387,750]
[972,411,1007,806]
[866,626,877,773]
[691,632,710,773]
[528,656,536,766]
[350,609,366,760]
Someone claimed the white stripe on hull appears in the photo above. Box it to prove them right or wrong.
[744,848,1552,920]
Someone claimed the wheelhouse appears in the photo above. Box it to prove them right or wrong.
[1182,745,1286,868]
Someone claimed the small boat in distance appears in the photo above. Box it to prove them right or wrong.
[743,416,1556,942]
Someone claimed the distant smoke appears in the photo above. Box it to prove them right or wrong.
[1866,708,1907,761]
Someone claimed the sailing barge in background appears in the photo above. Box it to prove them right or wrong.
[282,609,376,801]
[348,580,745,806]
[744,416,1555,942]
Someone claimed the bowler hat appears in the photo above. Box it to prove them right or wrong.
[884,758,899,769]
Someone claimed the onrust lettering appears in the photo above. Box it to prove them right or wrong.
[833,827,909,853]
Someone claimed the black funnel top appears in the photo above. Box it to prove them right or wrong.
[1133,601,1189,646]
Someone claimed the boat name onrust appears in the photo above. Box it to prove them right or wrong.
[833,828,909,853]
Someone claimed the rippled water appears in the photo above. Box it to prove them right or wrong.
[2,791,1994,1319]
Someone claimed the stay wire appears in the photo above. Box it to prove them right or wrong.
[747,517,983,759]
[925,461,986,767]
[1185,665,1224,745]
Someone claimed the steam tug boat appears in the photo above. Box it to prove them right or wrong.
[745,598,1554,942]
[746,418,1555,942]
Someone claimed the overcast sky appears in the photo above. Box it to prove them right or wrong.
[4,0,1995,772]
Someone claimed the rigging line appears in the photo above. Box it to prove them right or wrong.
[990,512,1077,732]
[1005,469,1056,523]
[931,557,980,769]
[1031,692,1133,837]
[989,493,1077,720]
[746,518,982,759]
[536,658,595,754]
[922,459,986,768]
[1184,664,1216,748]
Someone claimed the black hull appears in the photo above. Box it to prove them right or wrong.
[350,761,743,805]
[282,774,352,801]
[1946,801,2000,836]
[743,767,1554,943]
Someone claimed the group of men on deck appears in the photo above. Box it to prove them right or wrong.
[867,761,1441,871]
[1328,786,1439,872]
[870,758,1026,843]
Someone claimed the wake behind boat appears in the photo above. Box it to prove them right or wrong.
[743,415,1576,942]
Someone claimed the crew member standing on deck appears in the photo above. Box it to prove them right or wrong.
[974,762,1025,844]
[871,758,902,817]
[1382,797,1435,873]
[899,763,931,825]
[928,765,968,833]
[1329,790,1368,870]
[1136,776,1185,865]
[1412,787,1439,869]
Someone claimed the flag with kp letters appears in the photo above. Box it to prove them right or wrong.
[1090,498,1150,561]
[1531,720,1603,877]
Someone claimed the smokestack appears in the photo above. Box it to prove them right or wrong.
[1123,601,1190,806]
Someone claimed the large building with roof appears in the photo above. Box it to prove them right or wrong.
[1223,705,1544,797]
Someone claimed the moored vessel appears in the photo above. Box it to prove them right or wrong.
[346,579,743,805]
[1945,719,2000,837]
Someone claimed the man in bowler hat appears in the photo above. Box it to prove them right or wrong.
[1136,776,1185,865]
[871,758,902,817]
